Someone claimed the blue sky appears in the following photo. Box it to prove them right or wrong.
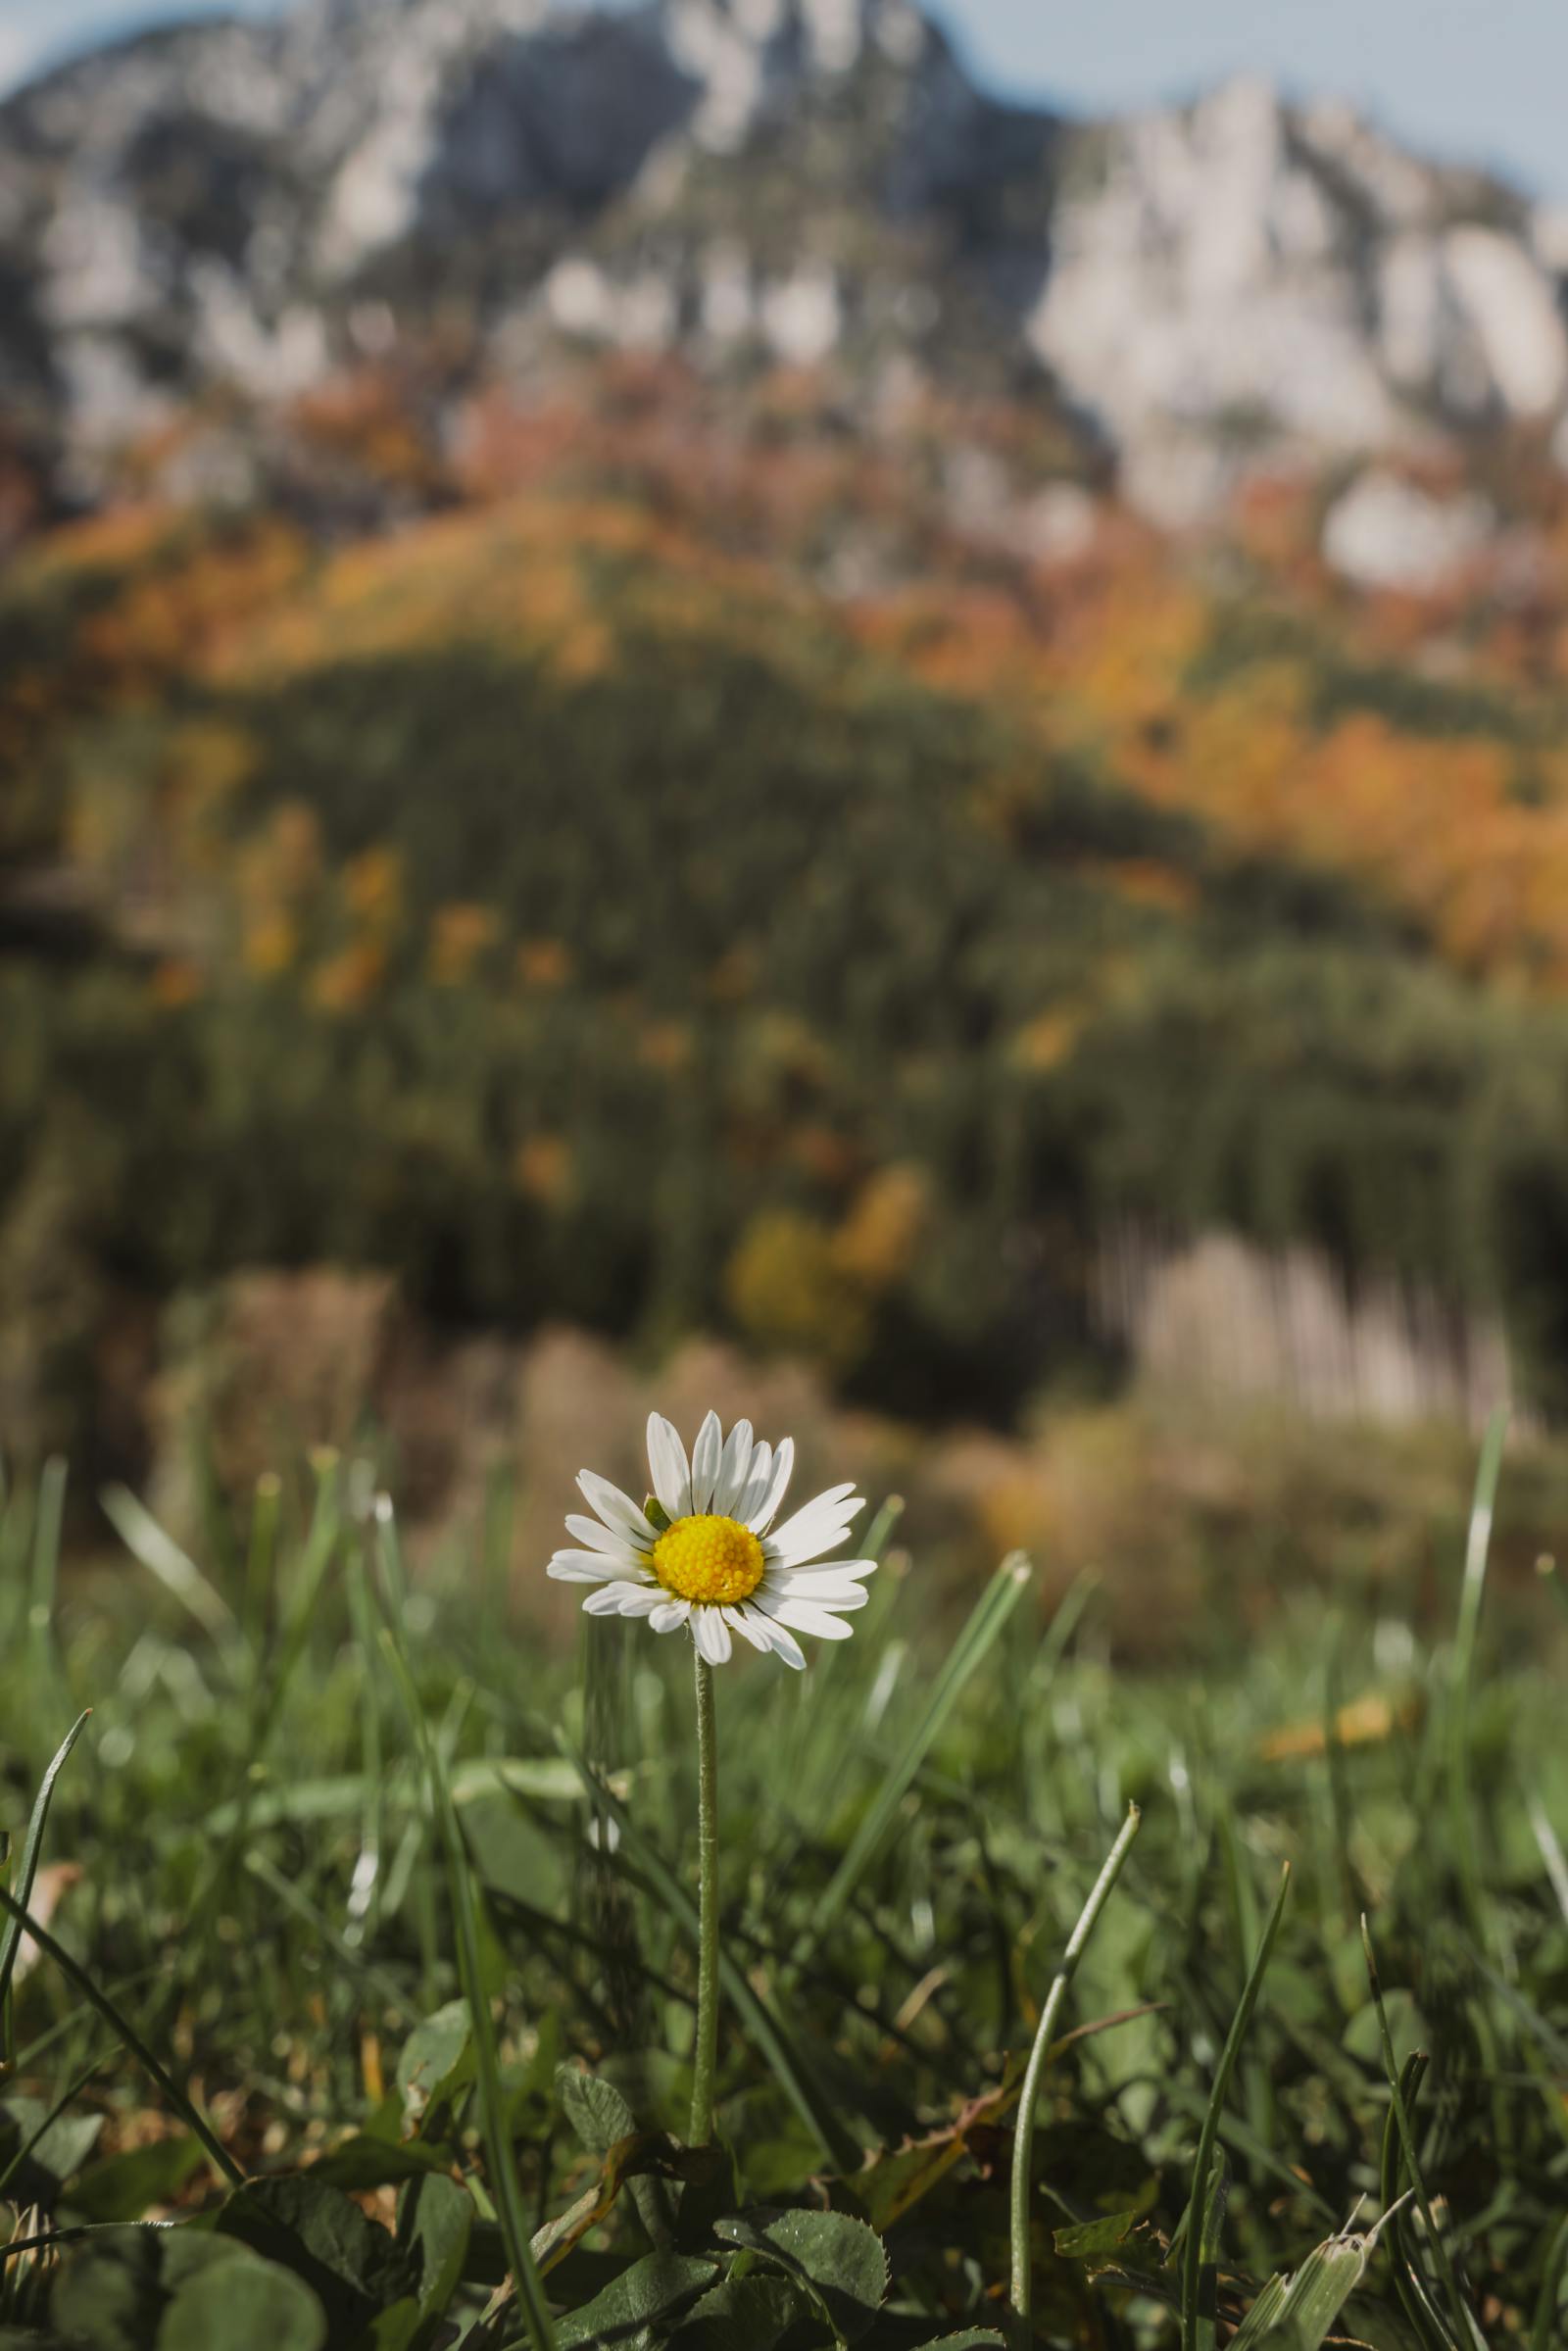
[3,0,1566,200]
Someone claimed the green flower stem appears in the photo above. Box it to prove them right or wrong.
[690,1647,720,2146]
[1009,1803,1143,2323]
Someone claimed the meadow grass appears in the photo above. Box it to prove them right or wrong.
[0,1430,1562,2346]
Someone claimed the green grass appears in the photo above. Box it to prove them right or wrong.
[0,1438,1564,2347]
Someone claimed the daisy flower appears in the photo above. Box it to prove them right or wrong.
[548,1410,874,1668]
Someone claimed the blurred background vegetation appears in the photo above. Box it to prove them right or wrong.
[10,428,1568,1620]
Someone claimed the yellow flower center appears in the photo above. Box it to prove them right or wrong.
[652,1513,765,1607]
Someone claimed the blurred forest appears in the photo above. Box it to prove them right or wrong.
[8,358,1568,1562]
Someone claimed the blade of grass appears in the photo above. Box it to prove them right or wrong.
[243,1471,282,1652]
[0,1883,241,2189]
[861,1493,905,1562]
[796,1551,1033,1968]
[1379,2051,1449,2351]
[1216,1811,1273,2156]
[1527,1793,1568,1928]
[1009,1803,1143,2322]
[101,1482,235,1643]
[1180,1862,1291,2351]
[345,1552,385,1948]
[1361,1915,1473,2350]
[0,1710,92,2025]
[1446,1406,1507,1965]
[374,1507,555,2351]
[1531,2212,1568,2351]
[0,2055,105,2195]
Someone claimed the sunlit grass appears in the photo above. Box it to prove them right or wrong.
[0,1431,1562,2346]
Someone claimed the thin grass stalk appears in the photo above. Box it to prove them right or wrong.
[1008,1802,1142,2322]
[1379,2050,1449,2351]
[1361,1915,1471,2349]
[243,1471,281,1653]
[1527,1793,1568,1927]
[0,2057,104,2197]
[689,1650,719,2147]
[1446,1406,1507,1964]
[346,1552,384,1948]
[1179,1862,1291,2351]
[797,1551,1032,1968]
[1531,2211,1568,2351]
[1216,1811,1272,2155]
[0,1884,242,2189]
[100,1481,235,1643]
[0,1710,92,2038]
[374,1514,555,2351]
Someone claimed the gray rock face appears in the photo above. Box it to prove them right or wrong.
[4,0,1566,518]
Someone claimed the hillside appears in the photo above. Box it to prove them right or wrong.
[8,1,1568,1491]
[6,0,1568,531]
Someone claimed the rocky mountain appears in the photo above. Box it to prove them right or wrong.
[4,0,1568,535]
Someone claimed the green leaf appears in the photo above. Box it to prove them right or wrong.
[358,2302,422,2351]
[907,2336,1009,2349]
[1053,2208,1144,2260]
[396,2172,472,2349]
[558,2066,638,2162]
[713,2209,889,2344]
[460,1792,568,1915]
[309,2137,457,2192]
[65,2134,205,2223]
[0,2098,103,2203]
[557,2066,675,2250]
[397,2000,474,2129]
[50,2228,327,2351]
[157,2245,332,2351]
[217,2176,419,2338]
[663,2272,805,2349]
[1227,2226,1377,2349]
[1342,1989,1426,2074]
[552,2251,717,2349]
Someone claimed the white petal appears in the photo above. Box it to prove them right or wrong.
[692,1605,732,1665]
[723,1603,771,1652]
[710,1419,755,1516]
[564,1514,645,1564]
[734,1441,773,1525]
[577,1469,657,1546]
[613,1585,668,1616]
[764,1485,863,1567]
[547,1550,622,1584]
[645,1414,692,1520]
[690,1412,723,1512]
[765,1577,869,1610]
[768,1558,878,1589]
[745,1438,794,1533]
[581,1579,658,1616]
[649,1599,690,1634]
[747,1608,806,1670]
[765,1595,858,1641]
